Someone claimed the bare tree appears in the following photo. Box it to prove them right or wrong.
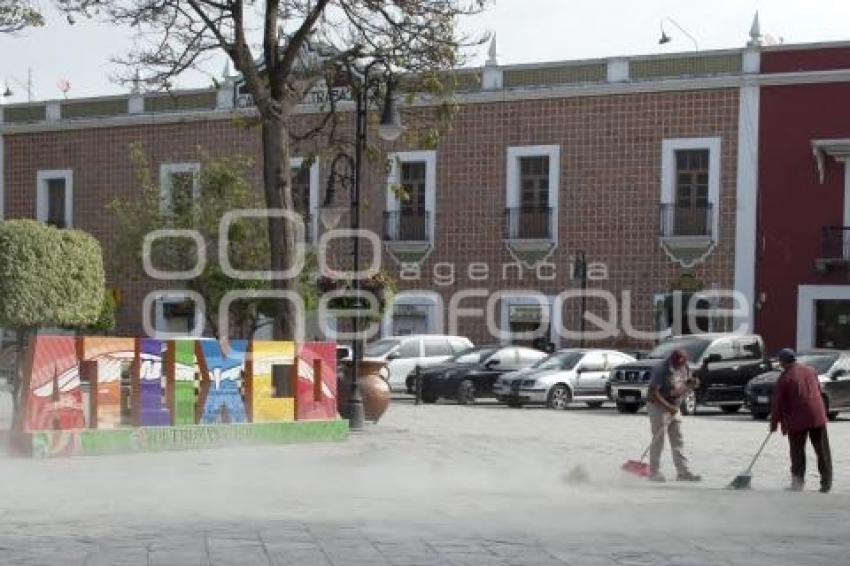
[0,0,45,32]
[58,0,489,340]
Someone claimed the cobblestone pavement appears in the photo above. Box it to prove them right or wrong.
[1,398,848,565]
[0,522,846,565]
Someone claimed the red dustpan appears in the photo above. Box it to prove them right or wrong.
[622,421,667,477]
[622,458,651,477]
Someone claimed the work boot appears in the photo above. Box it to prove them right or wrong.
[786,477,804,492]
[676,472,702,482]
[820,482,832,494]
[648,472,666,483]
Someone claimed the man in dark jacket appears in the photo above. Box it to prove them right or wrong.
[770,348,832,493]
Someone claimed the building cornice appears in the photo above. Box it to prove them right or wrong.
[5,68,850,135]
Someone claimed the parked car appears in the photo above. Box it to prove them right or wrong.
[419,345,547,404]
[608,333,769,414]
[745,350,850,421]
[494,349,635,409]
[362,335,473,393]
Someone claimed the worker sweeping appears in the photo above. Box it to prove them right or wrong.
[770,348,833,493]
[646,349,701,482]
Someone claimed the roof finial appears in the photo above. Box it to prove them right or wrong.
[131,69,141,94]
[748,11,763,47]
[222,60,232,80]
[486,34,498,66]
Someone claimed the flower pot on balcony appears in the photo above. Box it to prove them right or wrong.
[337,360,391,423]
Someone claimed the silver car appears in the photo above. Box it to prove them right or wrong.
[494,349,635,409]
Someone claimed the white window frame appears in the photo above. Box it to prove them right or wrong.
[505,145,560,243]
[381,291,444,336]
[499,293,559,347]
[36,169,74,228]
[386,150,436,243]
[290,156,320,243]
[159,162,200,215]
[660,137,721,239]
[796,285,850,351]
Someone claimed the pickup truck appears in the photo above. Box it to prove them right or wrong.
[608,333,769,415]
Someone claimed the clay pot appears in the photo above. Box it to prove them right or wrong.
[337,360,391,423]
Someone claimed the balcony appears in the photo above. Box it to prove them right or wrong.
[660,203,714,239]
[383,211,431,242]
[817,226,850,271]
[504,207,553,241]
[658,203,716,269]
[382,211,432,263]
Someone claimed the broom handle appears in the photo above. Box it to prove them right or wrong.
[744,432,773,474]
[640,413,671,462]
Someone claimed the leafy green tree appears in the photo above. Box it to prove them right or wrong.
[111,145,320,339]
[0,219,105,419]
[60,0,489,339]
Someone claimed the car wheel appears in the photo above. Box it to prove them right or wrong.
[822,395,838,421]
[547,384,572,410]
[421,393,438,404]
[720,404,742,414]
[456,380,476,405]
[586,401,605,409]
[680,391,697,416]
[616,402,640,414]
[751,410,769,421]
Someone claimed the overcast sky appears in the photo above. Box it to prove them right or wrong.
[2,0,850,102]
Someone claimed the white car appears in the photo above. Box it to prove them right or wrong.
[362,335,474,393]
[494,349,635,409]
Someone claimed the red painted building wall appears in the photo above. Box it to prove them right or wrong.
[756,49,850,352]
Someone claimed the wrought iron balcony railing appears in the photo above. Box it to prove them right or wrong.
[504,207,553,240]
[820,226,850,260]
[383,211,431,242]
[660,203,713,238]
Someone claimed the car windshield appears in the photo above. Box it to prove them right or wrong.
[452,347,498,364]
[648,338,712,362]
[797,354,839,374]
[364,339,400,357]
[534,352,583,370]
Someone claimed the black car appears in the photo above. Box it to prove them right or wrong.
[419,345,547,404]
[745,350,850,421]
[609,333,769,414]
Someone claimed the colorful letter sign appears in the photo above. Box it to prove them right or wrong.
[17,335,340,434]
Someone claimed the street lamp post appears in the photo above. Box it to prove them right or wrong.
[575,251,588,348]
[321,60,403,431]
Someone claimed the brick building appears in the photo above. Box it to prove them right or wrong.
[0,26,798,350]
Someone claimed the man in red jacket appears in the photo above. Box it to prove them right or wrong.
[770,348,832,493]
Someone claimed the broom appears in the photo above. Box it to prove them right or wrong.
[728,431,773,490]
[622,417,669,477]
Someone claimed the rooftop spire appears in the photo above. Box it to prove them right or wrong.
[748,11,763,47]
[486,34,498,66]
[131,69,141,94]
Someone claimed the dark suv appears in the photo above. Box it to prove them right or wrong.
[608,334,769,414]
